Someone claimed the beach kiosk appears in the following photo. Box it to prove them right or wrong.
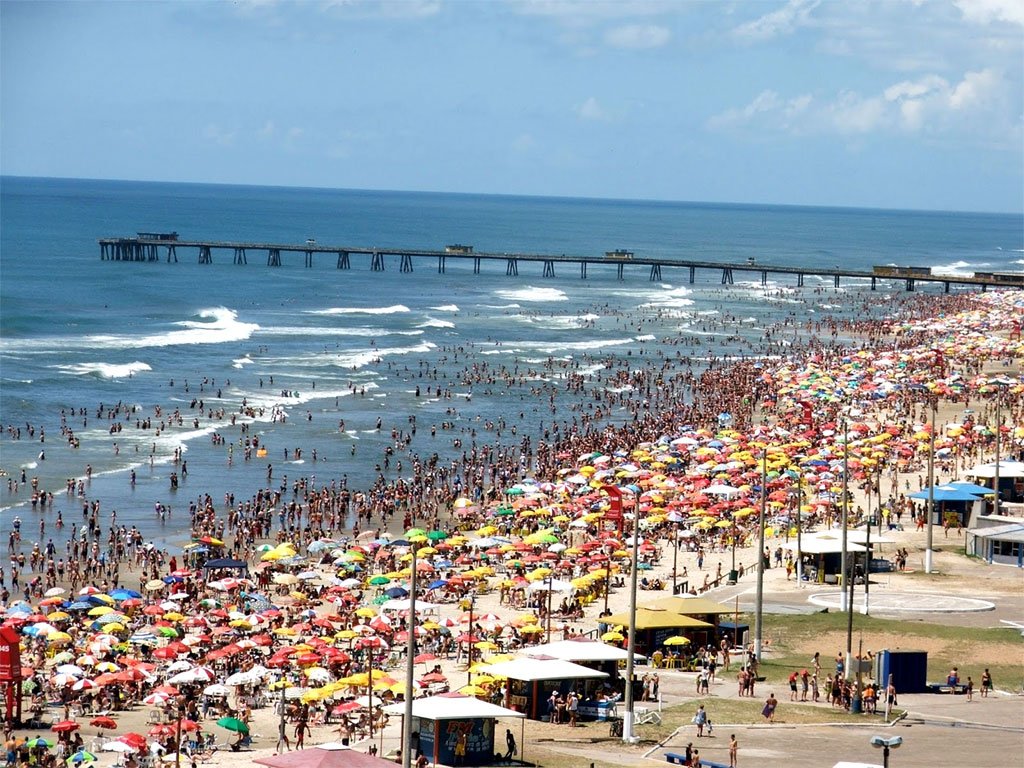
[482,655,609,721]
[601,606,713,658]
[383,692,523,766]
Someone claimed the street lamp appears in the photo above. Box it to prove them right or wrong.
[870,735,903,768]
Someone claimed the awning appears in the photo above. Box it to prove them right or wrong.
[382,692,525,720]
[481,656,609,682]
[518,638,636,662]
[641,596,734,615]
[601,607,713,630]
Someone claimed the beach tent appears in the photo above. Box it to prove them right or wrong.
[382,693,524,766]
[255,744,397,768]
[518,638,635,662]
[482,656,609,683]
[908,487,984,503]
[965,461,1024,479]
[600,607,713,630]
[201,557,249,571]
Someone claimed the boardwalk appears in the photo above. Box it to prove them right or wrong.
[97,235,1024,292]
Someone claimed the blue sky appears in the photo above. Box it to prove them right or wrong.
[2,0,1022,212]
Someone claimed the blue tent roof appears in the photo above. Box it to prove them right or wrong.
[909,486,981,502]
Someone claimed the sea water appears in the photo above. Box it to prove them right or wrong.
[1,176,1021,551]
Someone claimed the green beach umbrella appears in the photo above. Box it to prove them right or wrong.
[216,717,249,735]
[405,528,426,539]
[426,530,448,541]
[369,576,390,586]
[26,737,55,748]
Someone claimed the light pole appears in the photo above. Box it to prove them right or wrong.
[466,592,475,684]
[671,522,679,594]
[401,542,418,768]
[870,735,903,768]
[622,510,641,744]
[925,397,937,573]
[753,448,767,665]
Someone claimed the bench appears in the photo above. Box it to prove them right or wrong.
[926,683,968,694]
[665,755,728,768]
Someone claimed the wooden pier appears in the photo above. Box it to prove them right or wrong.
[97,235,1024,292]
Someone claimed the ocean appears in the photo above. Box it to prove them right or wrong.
[1,176,1022,552]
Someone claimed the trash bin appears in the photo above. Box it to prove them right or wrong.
[851,695,862,714]
[728,569,738,585]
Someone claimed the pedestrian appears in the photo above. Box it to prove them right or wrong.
[693,704,707,737]
[729,734,738,768]
[504,728,517,761]
[761,692,777,723]
[981,668,993,698]
[965,676,974,702]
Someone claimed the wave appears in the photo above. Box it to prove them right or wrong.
[261,326,423,338]
[308,305,410,315]
[1,308,258,352]
[494,286,568,303]
[508,313,598,330]
[332,342,438,370]
[639,285,696,309]
[55,361,153,378]
[430,304,459,312]
[932,260,990,277]
[416,318,456,329]
[501,336,641,354]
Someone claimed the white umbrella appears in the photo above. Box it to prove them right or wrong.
[165,660,194,673]
[225,671,262,686]
[203,684,231,697]
[44,587,67,598]
[102,742,137,754]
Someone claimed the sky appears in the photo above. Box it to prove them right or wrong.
[1,0,1022,213]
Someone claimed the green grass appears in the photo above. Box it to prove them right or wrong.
[745,612,1023,691]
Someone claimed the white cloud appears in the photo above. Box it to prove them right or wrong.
[733,0,820,41]
[577,96,609,121]
[203,124,236,147]
[955,0,1024,26]
[708,68,1012,141]
[604,24,671,49]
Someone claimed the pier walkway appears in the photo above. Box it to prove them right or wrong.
[97,236,1024,292]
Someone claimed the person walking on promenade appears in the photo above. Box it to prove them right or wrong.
[693,704,708,737]
[729,734,738,768]
[761,692,778,723]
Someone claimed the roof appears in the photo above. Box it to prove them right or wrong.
[780,535,867,554]
[967,522,1024,543]
[381,692,525,721]
[255,744,397,768]
[517,638,635,662]
[967,461,1024,479]
[641,596,734,615]
[601,607,713,630]
[482,656,609,682]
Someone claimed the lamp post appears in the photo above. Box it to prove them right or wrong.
[466,592,476,684]
[990,378,1014,517]
[621,509,641,743]
[841,419,849,614]
[753,448,767,665]
[671,522,679,594]
[925,397,937,573]
[794,467,804,587]
[401,542,418,768]
[174,698,185,768]
[870,735,903,768]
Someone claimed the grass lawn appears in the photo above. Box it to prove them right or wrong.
[746,612,1023,691]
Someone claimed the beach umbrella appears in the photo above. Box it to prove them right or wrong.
[663,636,691,646]
[118,733,148,751]
[203,684,231,697]
[66,749,97,765]
[44,587,66,598]
[51,721,81,733]
[216,717,249,735]
[25,737,55,748]
[89,716,118,730]
[101,742,136,754]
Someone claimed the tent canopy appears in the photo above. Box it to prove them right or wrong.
[255,744,396,768]
[642,596,734,615]
[518,638,635,662]
[202,558,249,570]
[381,692,525,720]
[781,534,866,554]
[909,487,986,503]
[601,607,713,630]
[967,461,1024,479]
[481,656,608,682]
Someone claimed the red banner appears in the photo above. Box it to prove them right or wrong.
[0,625,22,682]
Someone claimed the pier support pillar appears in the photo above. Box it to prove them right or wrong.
[400,254,413,273]
[337,251,350,269]
[617,263,625,280]
[100,243,108,260]
[473,257,481,274]
[267,248,281,267]
[580,261,587,279]
[166,245,177,263]
[234,248,247,265]
[689,266,695,284]
[304,250,313,268]
[542,260,555,278]
[905,278,915,291]
[649,264,662,281]
[797,273,805,288]
[761,270,768,286]
[721,267,733,285]
[833,274,840,289]
[506,258,518,276]
[870,276,876,290]
[371,251,385,271]
[438,256,446,274]
[199,245,213,265]
[943,281,950,294]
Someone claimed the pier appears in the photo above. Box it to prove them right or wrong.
[97,235,1024,292]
